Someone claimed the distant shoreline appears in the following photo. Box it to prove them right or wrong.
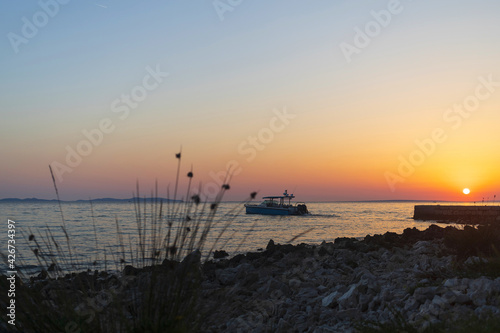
[0,197,183,203]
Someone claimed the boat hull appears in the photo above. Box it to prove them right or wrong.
[245,205,306,215]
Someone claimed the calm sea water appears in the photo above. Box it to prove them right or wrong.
[1,201,458,275]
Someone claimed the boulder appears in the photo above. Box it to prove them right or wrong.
[213,250,229,259]
[322,291,340,308]
[337,285,358,310]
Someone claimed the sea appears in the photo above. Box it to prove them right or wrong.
[1,201,462,276]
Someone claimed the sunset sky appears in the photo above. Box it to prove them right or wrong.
[1,0,500,201]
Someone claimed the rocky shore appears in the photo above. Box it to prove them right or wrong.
[198,224,500,332]
[3,224,500,332]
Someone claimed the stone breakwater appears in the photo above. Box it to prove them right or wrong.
[414,205,500,224]
[199,225,500,332]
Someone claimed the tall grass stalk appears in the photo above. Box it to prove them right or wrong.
[1,152,254,332]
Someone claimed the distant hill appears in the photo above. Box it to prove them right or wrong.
[0,198,59,203]
[0,197,182,203]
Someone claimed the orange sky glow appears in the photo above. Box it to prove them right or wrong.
[2,1,500,202]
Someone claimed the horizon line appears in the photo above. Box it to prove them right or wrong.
[0,197,484,204]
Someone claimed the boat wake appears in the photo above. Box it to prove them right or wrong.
[309,213,341,218]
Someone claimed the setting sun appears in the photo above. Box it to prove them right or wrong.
[463,188,470,195]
